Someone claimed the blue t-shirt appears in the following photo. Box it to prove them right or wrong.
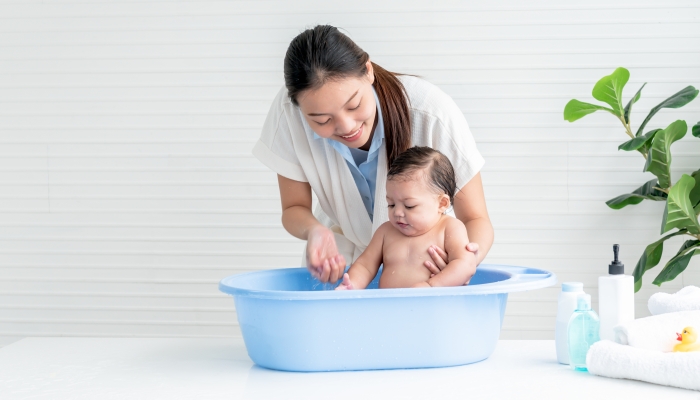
[313,87,384,221]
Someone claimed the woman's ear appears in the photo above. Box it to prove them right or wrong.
[437,194,450,214]
[365,59,374,84]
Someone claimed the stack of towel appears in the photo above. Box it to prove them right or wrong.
[585,286,700,391]
[648,286,700,315]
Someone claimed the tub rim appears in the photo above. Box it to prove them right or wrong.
[219,264,556,300]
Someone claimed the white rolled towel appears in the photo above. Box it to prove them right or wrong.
[649,286,700,315]
[613,310,700,352]
[587,340,700,391]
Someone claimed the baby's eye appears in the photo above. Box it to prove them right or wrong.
[405,205,416,209]
[387,204,394,208]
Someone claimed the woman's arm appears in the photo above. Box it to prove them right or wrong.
[453,172,493,265]
[277,174,346,283]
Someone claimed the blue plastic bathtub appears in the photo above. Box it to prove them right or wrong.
[219,264,555,372]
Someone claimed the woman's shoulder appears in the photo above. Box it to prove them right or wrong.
[397,75,455,113]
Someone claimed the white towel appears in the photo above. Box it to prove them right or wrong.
[587,340,700,391]
[649,286,700,315]
[613,310,700,352]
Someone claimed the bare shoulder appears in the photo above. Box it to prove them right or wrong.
[443,216,468,238]
[373,221,396,239]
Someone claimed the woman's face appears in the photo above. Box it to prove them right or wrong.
[296,62,377,150]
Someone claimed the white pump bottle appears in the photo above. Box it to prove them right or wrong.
[598,244,635,341]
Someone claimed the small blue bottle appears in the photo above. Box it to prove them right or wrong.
[567,293,600,371]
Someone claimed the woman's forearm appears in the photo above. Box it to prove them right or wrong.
[281,205,324,240]
[462,216,494,265]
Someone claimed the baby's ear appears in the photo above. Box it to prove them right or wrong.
[438,194,451,213]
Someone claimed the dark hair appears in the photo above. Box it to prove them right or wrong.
[387,146,457,205]
[283,25,412,167]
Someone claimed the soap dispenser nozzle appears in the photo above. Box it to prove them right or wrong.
[609,244,624,275]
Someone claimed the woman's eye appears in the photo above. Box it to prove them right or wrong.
[316,119,330,126]
[349,102,361,111]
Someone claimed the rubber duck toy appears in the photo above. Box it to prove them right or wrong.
[673,326,700,352]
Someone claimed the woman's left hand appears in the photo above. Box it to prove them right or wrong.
[424,243,479,276]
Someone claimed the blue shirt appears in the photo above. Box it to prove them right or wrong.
[313,87,384,221]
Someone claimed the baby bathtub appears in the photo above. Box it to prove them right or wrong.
[219,264,556,372]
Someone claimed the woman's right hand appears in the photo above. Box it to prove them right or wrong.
[306,225,346,283]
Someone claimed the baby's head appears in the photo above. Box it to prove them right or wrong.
[386,146,456,236]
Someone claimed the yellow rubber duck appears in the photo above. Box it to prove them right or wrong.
[673,326,700,352]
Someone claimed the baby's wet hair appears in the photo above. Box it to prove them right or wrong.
[387,146,457,205]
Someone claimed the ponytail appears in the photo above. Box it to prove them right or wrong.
[371,62,412,167]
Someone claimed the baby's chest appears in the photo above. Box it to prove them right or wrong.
[382,231,445,267]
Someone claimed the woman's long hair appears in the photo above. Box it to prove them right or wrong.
[283,25,411,167]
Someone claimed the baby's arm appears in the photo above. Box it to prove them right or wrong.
[336,223,387,290]
[416,218,476,288]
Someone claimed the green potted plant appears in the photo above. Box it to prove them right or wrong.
[564,67,700,292]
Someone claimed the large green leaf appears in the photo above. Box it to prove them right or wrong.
[645,120,687,188]
[632,229,688,292]
[592,67,630,117]
[693,121,700,138]
[564,100,615,122]
[652,241,700,286]
[636,86,699,137]
[690,170,700,210]
[606,178,667,209]
[623,83,646,124]
[660,202,669,235]
[618,128,660,152]
[664,173,700,234]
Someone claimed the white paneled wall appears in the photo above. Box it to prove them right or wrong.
[1,0,699,346]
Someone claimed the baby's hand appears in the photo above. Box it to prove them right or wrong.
[335,273,355,290]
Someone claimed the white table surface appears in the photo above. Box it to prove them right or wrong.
[0,338,697,400]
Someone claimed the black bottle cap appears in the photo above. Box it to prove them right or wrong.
[609,244,624,275]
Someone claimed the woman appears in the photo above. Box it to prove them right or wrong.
[253,25,493,284]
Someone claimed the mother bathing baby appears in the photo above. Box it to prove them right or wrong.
[253,25,494,286]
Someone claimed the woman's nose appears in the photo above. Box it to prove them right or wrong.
[336,114,356,135]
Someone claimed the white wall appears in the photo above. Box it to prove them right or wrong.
[1,0,699,346]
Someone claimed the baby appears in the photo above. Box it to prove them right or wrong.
[337,146,477,290]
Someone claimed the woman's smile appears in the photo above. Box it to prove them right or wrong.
[338,124,363,142]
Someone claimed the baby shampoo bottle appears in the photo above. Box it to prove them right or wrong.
[567,293,600,371]
[555,282,585,364]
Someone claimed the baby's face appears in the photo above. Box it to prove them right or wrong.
[386,170,450,237]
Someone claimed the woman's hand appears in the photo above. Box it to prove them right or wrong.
[424,243,479,276]
[306,225,346,283]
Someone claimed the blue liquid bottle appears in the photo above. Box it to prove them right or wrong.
[567,293,600,371]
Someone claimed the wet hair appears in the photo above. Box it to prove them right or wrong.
[283,25,412,167]
[387,146,457,205]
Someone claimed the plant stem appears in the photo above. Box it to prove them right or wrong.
[618,116,648,159]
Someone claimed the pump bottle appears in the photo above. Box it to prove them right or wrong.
[598,244,634,341]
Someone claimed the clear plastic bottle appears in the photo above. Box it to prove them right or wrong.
[567,293,600,371]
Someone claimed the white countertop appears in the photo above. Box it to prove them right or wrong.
[0,338,697,399]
